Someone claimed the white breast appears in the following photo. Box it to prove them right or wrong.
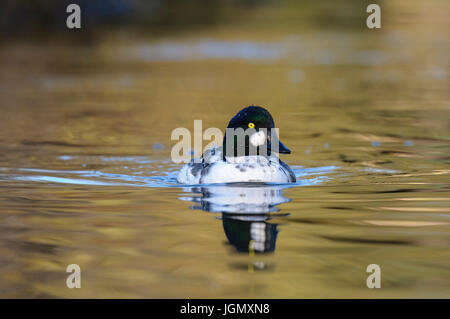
[200,156,289,184]
[177,153,295,185]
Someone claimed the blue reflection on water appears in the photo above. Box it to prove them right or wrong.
[3,156,339,189]
[134,40,283,62]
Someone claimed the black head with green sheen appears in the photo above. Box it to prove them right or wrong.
[222,106,291,159]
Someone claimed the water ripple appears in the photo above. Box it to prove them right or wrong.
[0,156,343,189]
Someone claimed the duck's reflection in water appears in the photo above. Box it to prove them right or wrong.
[222,214,279,253]
[180,184,291,258]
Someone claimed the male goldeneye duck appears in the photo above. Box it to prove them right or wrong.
[177,106,296,184]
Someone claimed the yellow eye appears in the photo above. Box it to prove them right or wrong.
[248,122,255,129]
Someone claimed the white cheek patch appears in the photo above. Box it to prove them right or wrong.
[250,131,266,147]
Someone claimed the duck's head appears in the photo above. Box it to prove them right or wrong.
[222,106,291,159]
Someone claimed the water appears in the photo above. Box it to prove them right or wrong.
[0,2,449,298]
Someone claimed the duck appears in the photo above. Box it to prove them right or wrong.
[177,106,296,184]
